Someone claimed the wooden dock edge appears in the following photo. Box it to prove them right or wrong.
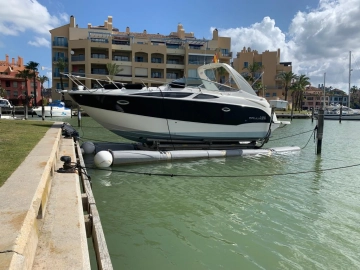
[75,141,113,270]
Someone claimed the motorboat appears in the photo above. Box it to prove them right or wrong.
[321,106,360,120]
[64,63,289,147]
[32,100,71,117]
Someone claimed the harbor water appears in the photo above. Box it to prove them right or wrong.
[62,116,360,269]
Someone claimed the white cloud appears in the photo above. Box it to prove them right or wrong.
[215,0,360,92]
[0,0,68,46]
[28,36,51,47]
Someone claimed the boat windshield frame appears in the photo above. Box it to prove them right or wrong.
[168,77,239,92]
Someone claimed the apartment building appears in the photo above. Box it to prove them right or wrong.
[0,54,41,106]
[232,47,292,100]
[50,15,232,93]
[301,86,349,110]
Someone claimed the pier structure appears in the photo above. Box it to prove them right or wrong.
[0,123,112,269]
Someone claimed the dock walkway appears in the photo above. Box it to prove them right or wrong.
[0,123,111,269]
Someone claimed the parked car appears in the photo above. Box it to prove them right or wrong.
[0,98,13,109]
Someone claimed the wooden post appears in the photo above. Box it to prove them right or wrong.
[316,109,324,155]
[311,107,314,123]
[339,105,342,123]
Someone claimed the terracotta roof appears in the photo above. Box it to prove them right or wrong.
[0,74,23,79]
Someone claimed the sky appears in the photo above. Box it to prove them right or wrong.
[0,0,359,92]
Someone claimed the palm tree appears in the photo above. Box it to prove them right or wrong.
[290,74,310,112]
[55,58,66,101]
[38,75,49,102]
[16,69,32,119]
[243,62,264,84]
[38,75,49,120]
[106,62,123,81]
[25,61,39,107]
[216,66,227,83]
[278,71,297,102]
[0,87,6,98]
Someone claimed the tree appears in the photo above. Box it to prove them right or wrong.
[243,62,264,84]
[106,62,123,81]
[278,71,297,101]
[25,61,39,107]
[0,87,6,98]
[216,67,227,83]
[55,58,67,101]
[38,75,49,101]
[38,75,49,120]
[290,74,310,112]
[16,69,32,103]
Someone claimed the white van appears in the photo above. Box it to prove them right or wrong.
[0,98,13,108]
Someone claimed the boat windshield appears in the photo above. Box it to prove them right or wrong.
[168,77,239,92]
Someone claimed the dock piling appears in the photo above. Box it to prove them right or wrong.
[316,109,324,155]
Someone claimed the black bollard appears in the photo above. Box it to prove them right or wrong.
[339,106,342,123]
[311,107,314,123]
[50,106,53,118]
[316,109,324,155]
[77,105,81,127]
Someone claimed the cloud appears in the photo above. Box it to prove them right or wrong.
[215,0,360,92]
[28,37,51,47]
[0,0,68,46]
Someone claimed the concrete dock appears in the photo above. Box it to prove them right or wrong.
[0,123,110,269]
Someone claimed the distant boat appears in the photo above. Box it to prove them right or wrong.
[32,100,71,117]
[315,105,360,120]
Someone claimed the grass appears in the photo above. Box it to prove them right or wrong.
[0,120,53,187]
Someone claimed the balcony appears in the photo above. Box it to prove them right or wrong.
[52,41,68,47]
[71,55,85,62]
[53,56,68,62]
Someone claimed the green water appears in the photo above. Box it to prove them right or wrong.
[65,117,360,269]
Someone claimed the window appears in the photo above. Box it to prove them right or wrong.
[272,93,277,97]
[194,94,219,99]
[166,44,180,49]
[151,72,162,78]
[6,90,10,97]
[188,55,212,65]
[6,81,10,87]
[265,93,270,97]
[114,55,129,61]
[91,53,107,59]
[257,62,262,66]
[13,91,18,97]
[188,69,198,78]
[13,81,18,87]
[135,56,144,62]
[244,62,248,68]
[221,49,229,56]
[151,57,162,63]
[166,73,178,79]
[167,59,180,64]
[91,68,107,75]
[22,82,25,87]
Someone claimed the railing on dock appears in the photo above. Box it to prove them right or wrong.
[75,141,113,270]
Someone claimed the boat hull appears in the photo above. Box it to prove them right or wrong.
[81,105,270,143]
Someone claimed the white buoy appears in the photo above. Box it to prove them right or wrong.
[94,151,113,168]
[81,141,96,154]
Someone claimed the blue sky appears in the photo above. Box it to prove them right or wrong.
[1,0,359,92]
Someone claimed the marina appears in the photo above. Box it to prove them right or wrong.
[67,116,360,269]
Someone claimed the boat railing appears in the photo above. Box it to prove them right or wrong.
[61,72,240,93]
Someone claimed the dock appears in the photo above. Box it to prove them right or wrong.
[0,123,112,269]
[276,113,311,119]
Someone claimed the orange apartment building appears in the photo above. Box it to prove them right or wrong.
[0,55,41,106]
[49,15,232,94]
[232,47,292,101]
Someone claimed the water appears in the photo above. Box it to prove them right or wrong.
[64,117,360,269]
